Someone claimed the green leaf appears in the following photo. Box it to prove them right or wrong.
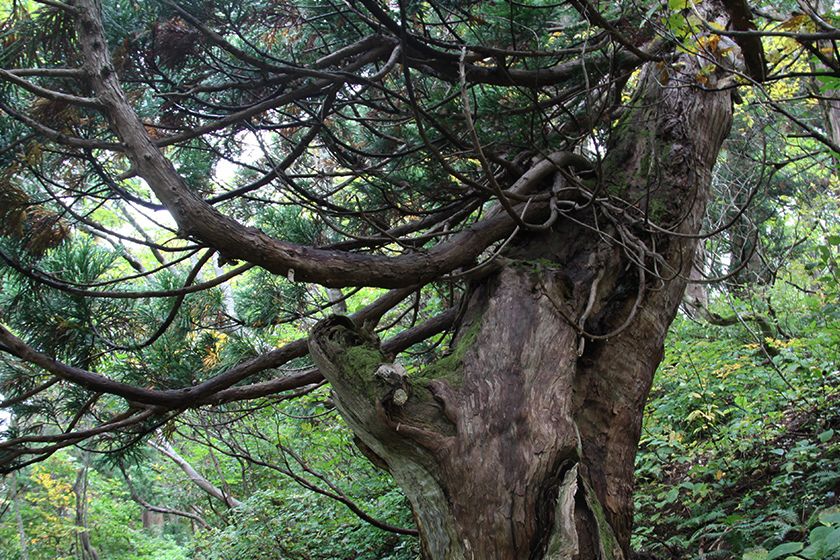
[816,75,840,93]
[819,510,840,526]
[810,526,833,542]
[666,12,686,33]
[743,548,768,560]
[826,527,840,549]
[818,429,835,443]
[767,542,803,560]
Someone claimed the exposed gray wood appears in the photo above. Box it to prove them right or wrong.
[150,439,242,508]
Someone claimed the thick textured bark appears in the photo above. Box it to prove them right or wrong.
[309,39,733,560]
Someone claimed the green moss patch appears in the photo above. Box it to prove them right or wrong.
[410,320,482,391]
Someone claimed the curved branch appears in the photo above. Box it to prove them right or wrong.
[150,438,241,509]
[0,248,253,300]
[0,68,104,108]
[0,286,417,407]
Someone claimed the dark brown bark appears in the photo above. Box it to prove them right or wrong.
[721,0,768,81]
[309,36,733,560]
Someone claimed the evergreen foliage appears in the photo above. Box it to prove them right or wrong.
[0,0,836,556]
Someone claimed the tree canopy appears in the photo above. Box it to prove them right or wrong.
[0,0,837,557]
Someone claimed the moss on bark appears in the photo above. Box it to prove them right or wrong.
[410,319,482,391]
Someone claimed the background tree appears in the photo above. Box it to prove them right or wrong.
[0,0,836,558]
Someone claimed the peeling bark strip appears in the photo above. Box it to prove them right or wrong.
[310,16,733,560]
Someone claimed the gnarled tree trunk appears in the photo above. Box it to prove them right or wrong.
[309,23,733,560]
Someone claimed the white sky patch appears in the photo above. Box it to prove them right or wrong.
[115,128,265,238]
[213,130,266,186]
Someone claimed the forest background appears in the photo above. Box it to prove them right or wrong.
[0,0,837,558]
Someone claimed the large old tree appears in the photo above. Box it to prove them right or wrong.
[0,0,836,557]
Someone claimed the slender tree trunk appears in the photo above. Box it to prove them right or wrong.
[825,92,840,151]
[8,414,31,560]
[11,474,30,560]
[813,0,840,154]
[309,34,733,560]
[684,247,709,317]
[73,455,100,560]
